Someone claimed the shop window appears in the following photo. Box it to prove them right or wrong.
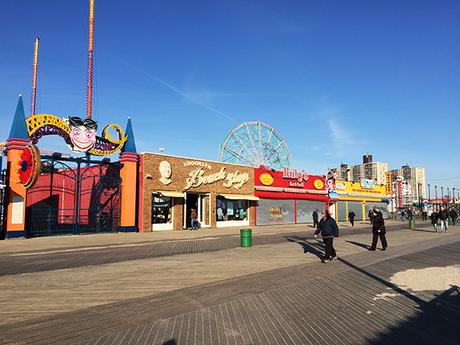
[217,197,248,221]
[152,195,172,224]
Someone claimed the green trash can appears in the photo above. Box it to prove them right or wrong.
[240,229,252,247]
[448,218,453,226]
[409,220,416,229]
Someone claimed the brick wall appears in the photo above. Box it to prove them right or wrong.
[141,153,255,231]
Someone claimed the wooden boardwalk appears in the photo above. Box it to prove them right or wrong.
[0,225,459,344]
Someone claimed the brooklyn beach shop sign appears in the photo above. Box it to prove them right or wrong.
[185,166,249,190]
[156,160,249,191]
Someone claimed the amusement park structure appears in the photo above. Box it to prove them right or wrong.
[0,0,139,239]
[219,121,292,170]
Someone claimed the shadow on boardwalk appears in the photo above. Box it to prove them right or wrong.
[162,339,177,345]
[285,235,325,260]
[367,285,460,344]
[337,256,460,344]
[345,240,371,250]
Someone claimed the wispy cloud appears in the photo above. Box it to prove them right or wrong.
[325,118,363,158]
[105,54,238,124]
[327,119,357,146]
[313,97,364,158]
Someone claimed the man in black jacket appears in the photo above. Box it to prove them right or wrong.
[430,211,439,232]
[449,209,457,226]
[312,209,319,228]
[438,207,449,232]
[314,209,339,263]
[370,208,388,251]
[348,210,356,226]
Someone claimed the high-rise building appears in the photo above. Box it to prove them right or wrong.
[339,163,351,180]
[363,154,373,164]
[334,154,388,185]
[330,163,352,181]
[390,165,426,203]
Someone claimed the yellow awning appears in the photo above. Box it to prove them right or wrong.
[219,194,260,201]
[158,191,184,198]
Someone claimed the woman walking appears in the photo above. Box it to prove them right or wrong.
[430,211,439,232]
[314,209,339,263]
[370,208,388,251]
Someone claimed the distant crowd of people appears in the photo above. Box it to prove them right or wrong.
[429,207,457,232]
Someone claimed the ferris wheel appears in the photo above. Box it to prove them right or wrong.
[219,121,291,170]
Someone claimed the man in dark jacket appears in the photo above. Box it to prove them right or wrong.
[449,209,458,226]
[348,211,356,227]
[430,211,439,232]
[312,209,319,228]
[314,210,339,263]
[438,207,449,232]
[370,208,388,251]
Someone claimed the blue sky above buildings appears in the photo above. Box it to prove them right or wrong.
[1,0,459,189]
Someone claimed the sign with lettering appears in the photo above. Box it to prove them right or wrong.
[144,154,254,195]
[385,172,393,195]
[259,172,274,186]
[254,168,328,203]
[335,180,387,197]
[281,168,309,188]
[184,167,249,190]
[26,114,127,156]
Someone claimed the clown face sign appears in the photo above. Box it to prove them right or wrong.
[26,113,128,156]
[67,117,98,152]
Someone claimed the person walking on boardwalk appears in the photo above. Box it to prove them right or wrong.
[438,207,449,232]
[370,208,388,251]
[312,209,319,228]
[449,208,458,226]
[368,209,374,224]
[348,210,356,227]
[422,209,428,221]
[314,209,339,263]
[407,208,413,221]
[430,210,439,232]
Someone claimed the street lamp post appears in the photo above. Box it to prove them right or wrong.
[441,187,444,208]
[428,184,431,203]
[447,188,450,206]
[418,183,422,215]
[435,185,438,211]
[453,187,456,206]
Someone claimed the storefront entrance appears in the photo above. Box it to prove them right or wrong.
[185,193,210,229]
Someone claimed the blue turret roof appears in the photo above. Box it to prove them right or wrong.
[8,95,29,140]
[122,117,137,153]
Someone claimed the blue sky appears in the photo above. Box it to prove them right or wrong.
[1,0,459,191]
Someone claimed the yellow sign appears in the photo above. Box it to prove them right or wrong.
[385,172,393,195]
[336,180,386,197]
[259,173,274,186]
[313,179,324,190]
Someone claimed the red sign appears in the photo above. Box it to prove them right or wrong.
[255,168,328,202]
[282,167,309,186]
[397,178,403,208]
